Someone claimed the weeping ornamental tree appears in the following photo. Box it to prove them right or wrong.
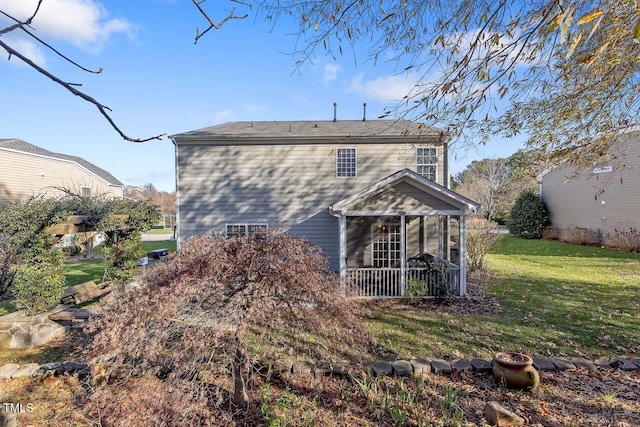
[86,232,372,424]
[0,195,158,314]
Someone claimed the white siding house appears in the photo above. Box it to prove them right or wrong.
[0,139,124,204]
[539,128,640,243]
[170,120,479,297]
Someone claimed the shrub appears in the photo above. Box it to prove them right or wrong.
[0,234,16,295]
[466,217,504,271]
[13,251,64,315]
[609,227,640,252]
[85,231,372,423]
[542,226,559,241]
[508,190,548,239]
[562,226,595,246]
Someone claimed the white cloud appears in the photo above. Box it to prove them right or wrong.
[212,109,235,124]
[322,64,341,86]
[348,72,421,102]
[1,35,46,67]
[0,0,134,51]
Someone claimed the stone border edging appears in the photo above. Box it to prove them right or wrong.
[1,355,639,382]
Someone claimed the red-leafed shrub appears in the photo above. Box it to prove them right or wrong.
[84,231,372,425]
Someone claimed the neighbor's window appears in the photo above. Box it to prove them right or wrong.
[225,224,268,237]
[416,147,437,181]
[81,187,91,197]
[336,148,357,177]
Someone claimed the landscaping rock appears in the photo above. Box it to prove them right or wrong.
[484,401,524,426]
[471,358,493,373]
[369,361,393,377]
[410,358,431,377]
[551,358,575,371]
[594,357,613,369]
[292,361,313,375]
[631,359,640,369]
[11,363,40,379]
[452,359,473,372]
[430,359,452,374]
[391,360,413,376]
[610,358,639,371]
[313,361,333,376]
[0,364,19,380]
[330,362,350,377]
[570,358,597,371]
[272,359,294,374]
[0,409,17,427]
[533,357,557,371]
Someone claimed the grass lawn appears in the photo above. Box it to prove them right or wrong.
[365,235,640,360]
[145,224,174,235]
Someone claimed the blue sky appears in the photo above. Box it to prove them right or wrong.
[0,0,522,192]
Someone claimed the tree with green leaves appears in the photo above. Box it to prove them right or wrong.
[509,190,549,239]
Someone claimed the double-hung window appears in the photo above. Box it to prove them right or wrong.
[336,148,357,178]
[416,147,437,181]
[225,224,268,237]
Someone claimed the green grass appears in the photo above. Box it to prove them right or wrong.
[142,239,177,252]
[365,235,640,360]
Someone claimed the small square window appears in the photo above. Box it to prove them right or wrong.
[336,148,356,178]
[81,187,91,197]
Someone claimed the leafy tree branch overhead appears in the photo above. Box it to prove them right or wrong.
[195,0,640,171]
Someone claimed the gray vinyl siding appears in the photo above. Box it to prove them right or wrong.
[541,132,640,242]
[176,142,445,271]
[0,149,123,204]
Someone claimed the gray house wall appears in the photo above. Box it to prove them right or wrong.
[540,130,640,242]
[172,121,448,271]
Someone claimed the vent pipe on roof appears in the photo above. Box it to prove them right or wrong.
[362,103,367,121]
[333,102,337,122]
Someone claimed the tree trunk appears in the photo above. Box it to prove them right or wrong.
[231,345,248,407]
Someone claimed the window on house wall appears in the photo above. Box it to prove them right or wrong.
[225,224,268,237]
[416,147,437,181]
[336,148,357,177]
[81,187,91,197]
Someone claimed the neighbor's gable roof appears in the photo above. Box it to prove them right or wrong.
[0,138,123,186]
[170,120,447,144]
[331,168,480,214]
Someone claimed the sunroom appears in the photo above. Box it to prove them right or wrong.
[330,169,480,298]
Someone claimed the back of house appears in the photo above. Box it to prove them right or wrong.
[540,128,640,243]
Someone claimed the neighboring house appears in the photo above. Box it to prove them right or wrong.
[0,139,124,204]
[539,128,640,243]
[170,120,480,297]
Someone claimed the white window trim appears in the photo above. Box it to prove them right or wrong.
[225,223,269,237]
[336,147,357,178]
[416,146,438,181]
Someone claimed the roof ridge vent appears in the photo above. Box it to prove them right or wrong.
[333,102,337,122]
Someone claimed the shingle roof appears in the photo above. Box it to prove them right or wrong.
[170,120,446,143]
[0,138,123,186]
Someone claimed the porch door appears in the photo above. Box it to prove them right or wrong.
[371,223,401,267]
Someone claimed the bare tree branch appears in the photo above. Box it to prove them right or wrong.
[192,0,250,44]
[0,39,164,143]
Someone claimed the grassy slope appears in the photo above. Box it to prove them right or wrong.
[365,235,640,360]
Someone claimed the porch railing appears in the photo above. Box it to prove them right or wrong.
[346,263,460,298]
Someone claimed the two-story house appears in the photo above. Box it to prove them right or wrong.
[0,139,124,205]
[170,120,479,297]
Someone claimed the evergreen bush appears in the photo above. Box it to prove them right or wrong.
[508,190,548,239]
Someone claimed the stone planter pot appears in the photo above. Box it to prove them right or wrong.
[492,352,539,390]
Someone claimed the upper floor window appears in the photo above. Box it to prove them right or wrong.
[416,147,437,181]
[81,187,91,197]
[226,224,268,237]
[336,148,357,178]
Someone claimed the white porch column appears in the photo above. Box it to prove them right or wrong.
[339,215,347,292]
[400,213,406,297]
[437,216,444,259]
[459,215,467,296]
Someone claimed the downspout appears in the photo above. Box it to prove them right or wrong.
[329,207,347,292]
[169,136,181,249]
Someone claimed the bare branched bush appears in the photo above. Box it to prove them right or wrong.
[466,217,504,272]
[562,226,596,246]
[84,231,372,425]
[608,227,640,253]
[542,226,559,241]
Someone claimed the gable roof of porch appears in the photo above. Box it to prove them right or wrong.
[329,168,480,216]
